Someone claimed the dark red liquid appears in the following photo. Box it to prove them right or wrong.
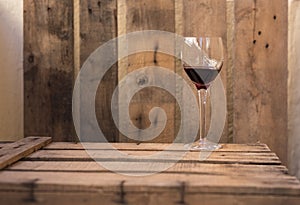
[184,66,221,90]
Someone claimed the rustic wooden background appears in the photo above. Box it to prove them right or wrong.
[23,0,287,164]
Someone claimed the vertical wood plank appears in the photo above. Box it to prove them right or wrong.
[181,0,228,142]
[24,0,75,141]
[234,0,288,164]
[118,0,176,142]
[182,0,227,37]
[80,0,118,142]
[73,0,80,142]
[226,0,235,142]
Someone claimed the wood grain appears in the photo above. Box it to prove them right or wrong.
[117,0,176,142]
[22,0,290,172]
[79,0,118,142]
[0,171,299,195]
[0,191,299,205]
[1,142,299,204]
[23,149,280,165]
[180,0,228,142]
[181,0,227,37]
[8,161,288,175]
[44,142,271,152]
[0,137,51,169]
[233,0,288,164]
[24,0,75,141]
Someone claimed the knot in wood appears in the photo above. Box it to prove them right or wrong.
[136,74,148,87]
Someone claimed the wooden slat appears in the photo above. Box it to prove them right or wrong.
[0,137,51,169]
[24,0,75,141]
[44,142,271,152]
[1,142,300,204]
[226,0,235,143]
[8,161,288,176]
[0,191,299,205]
[0,143,13,149]
[180,0,229,143]
[118,0,177,143]
[181,0,227,37]
[0,171,299,196]
[233,0,288,164]
[80,0,118,142]
[23,149,280,165]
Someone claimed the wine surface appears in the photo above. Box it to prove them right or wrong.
[184,66,220,90]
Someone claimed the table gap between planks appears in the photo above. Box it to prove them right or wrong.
[0,137,299,205]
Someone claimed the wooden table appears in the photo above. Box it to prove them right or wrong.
[0,137,300,205]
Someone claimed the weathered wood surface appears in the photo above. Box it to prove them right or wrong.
[44,142,271,152]
[0,137,51,169]
[0,191,299,205]
[24,0,75,141]
[233,0,288,164]
[80,0,118,142]
[22,0,289,170]
[117,0,177,143]
[0,142,299,205]
[8,161,288,174]
[181,0,227,37]
[181,0,229,143]
[116,0,228,143]
[23,150,280,165]
[0,143,12,149]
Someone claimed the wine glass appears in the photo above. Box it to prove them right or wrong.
[181,37,224,151]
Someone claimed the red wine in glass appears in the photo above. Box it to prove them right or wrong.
[184,65,222,90]
[182,36,224,151]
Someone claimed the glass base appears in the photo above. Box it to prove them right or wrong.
[190,139,222,151]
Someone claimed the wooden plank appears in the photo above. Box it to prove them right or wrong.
[44,142,271,152]
[181,0,227,37]
[80,0,118,142]
[233,0,288,164]
[226,0,235,143]
[0,137,51,169]
[8,161,288,176]
[0,191,299,205]
[23,149,280,165]
[0,171,299,196]
[180,0,229,143]
[117,0,176,143]
[0,143,13,149]
[253,0,287,166]
[24,0,75,141]
[1,142,299,204]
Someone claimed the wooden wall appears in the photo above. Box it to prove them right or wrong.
[233,0,288,164]
[80,0,118,141]
[117,0,178,142]
[23,0,288,163]
[24,0,75,142]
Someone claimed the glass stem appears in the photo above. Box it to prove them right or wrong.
[198,89,208,143]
